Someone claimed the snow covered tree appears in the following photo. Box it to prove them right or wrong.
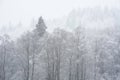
[34,16,47,37]
[16,16,47,80]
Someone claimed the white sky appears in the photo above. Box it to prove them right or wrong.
[0,0,120,29]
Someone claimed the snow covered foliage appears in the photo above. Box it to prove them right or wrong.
[0,8,120,80]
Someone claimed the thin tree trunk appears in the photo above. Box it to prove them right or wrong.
[31,53,35,80]
[3,45,6,80]
[69,56,72,80]
[26,47,30,80]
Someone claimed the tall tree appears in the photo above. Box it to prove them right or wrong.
[0,34,10,80]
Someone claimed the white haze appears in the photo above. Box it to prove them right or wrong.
[0,0,120,39]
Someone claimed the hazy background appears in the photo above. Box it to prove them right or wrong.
[0,0,120,39]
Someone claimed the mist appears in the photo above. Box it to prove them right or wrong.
[0,0,120,80]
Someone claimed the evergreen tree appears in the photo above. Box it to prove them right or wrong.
[34,16,47,37]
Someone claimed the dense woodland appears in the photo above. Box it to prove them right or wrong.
[0,16,120,80]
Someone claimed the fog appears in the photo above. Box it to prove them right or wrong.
[1,1,120,80]
[0,0,120,28]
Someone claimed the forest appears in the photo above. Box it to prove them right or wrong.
[0,12,120,80]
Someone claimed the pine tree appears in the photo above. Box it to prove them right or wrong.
[34,16,47,37]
